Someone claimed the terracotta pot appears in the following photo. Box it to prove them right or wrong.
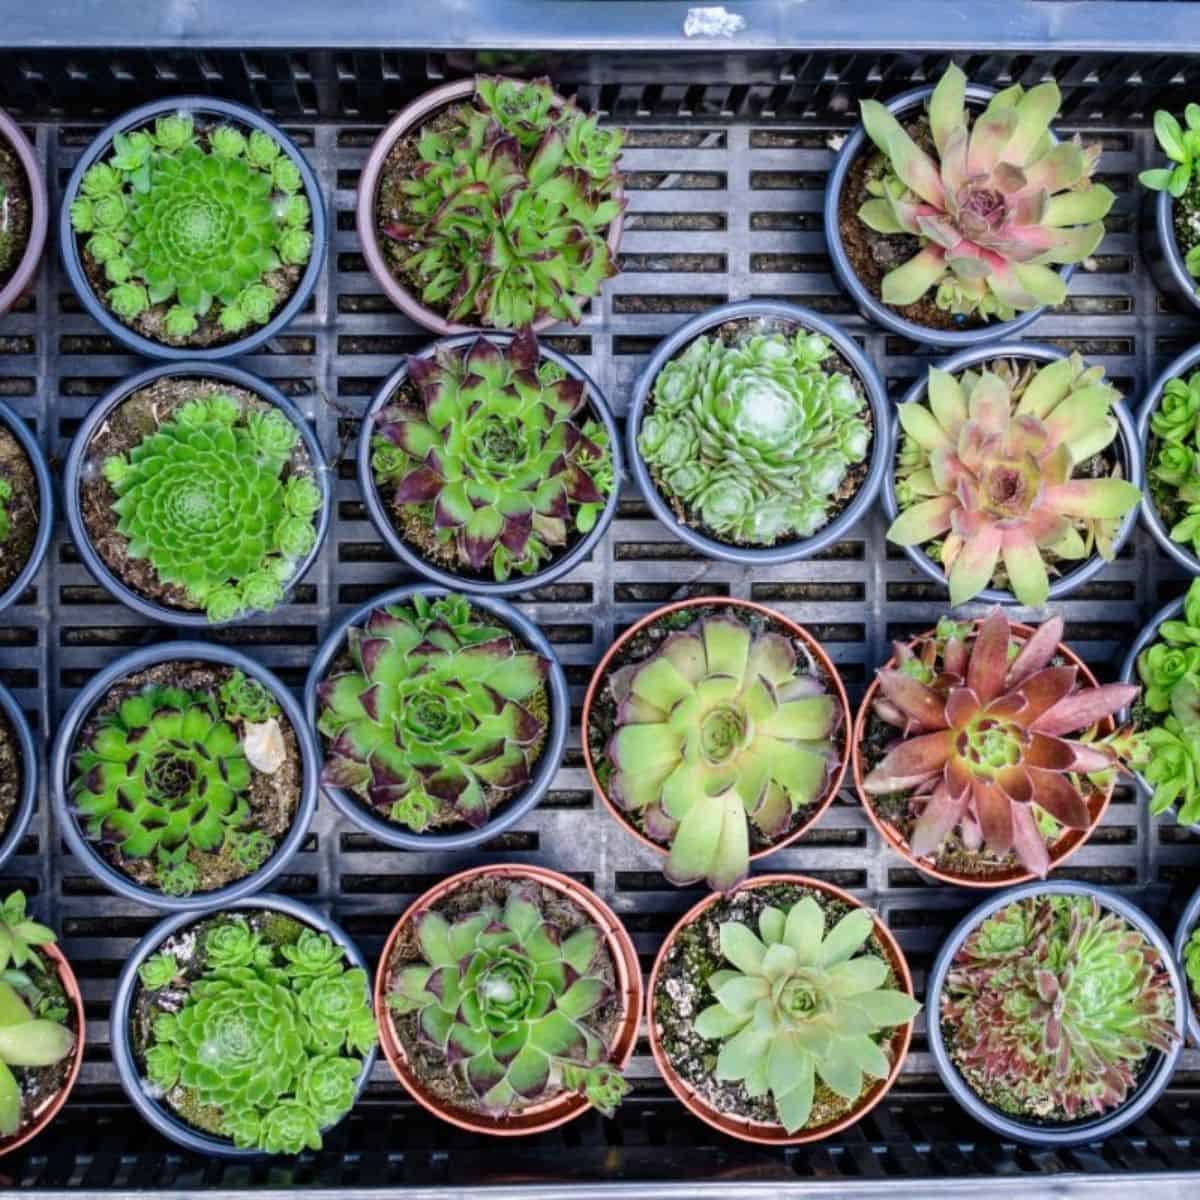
[581,597,852,876]
[0,108,47,317]
[0,942,86,1158]
[374,863,642,1136]
[647,873,915,1145]
[355,77,625,335]
[852,619,1114,888]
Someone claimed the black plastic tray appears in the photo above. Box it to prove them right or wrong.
[0,24,1198,1197]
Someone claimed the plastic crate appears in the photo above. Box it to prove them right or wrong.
[2,9,1200,1196]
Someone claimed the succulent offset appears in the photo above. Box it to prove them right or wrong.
[69,113,312,339]
[380,75,624,329]
[692,895,918,1133]
[318,591,549,831]
[858,64,1113,321]
[1141,107,1200,286]
[888,354,1140,608]
[638,328,870,545]
[388,882,629,1116]
[1148,369,1200,559]
[102,391,321,622]
[139,915,376,1154]
[0,891,75,1137]
[1135,577,1200,825]
[604,612,840,891]
[864,610,1141,877]
[943,893,1177,1119]
[0,478,11,543]
[1186,927,1200,1001]
[372,331,611,582]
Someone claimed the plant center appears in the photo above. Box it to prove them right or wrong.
[402,688,463,744]
[699,703,747,762]
[956,716,1025,775]
[470,417,523,471]
[981,460,1036,519]
[478,960,532,1019]
[146,750,197,802]
[957,185,1008,236]
[171,197,226,257]
[779,974,824,1021]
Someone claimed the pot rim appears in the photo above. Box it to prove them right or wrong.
[58,94,327,362]
[355,77,625,336]
[1135,340,1200,572]
[355,331,622,595]
[625,298,889,566]
[373,862,643,1136]
[303,583,569,851]
[824,82,1074,349]
[852,617,1115,888]
[0,107,48,318]
[646,872,915,1145]
[0,680,37,874]
[881,341,1143,608]
[926,879,1186,1146]
[62,359,332,628]
[108,893,377,1158]
[0,396,54,615]
[1172,881,1200,1049]
[1153,186,1200,314]
[0,941,85,1158]
[581,596,852,875]
[50,640,320,910]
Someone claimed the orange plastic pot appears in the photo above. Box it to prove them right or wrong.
[356,78,625,336]
[647,873,915,1145]
[0,943,85,1157]
[852,619,1115,888]
[374,863,642,1136]
[581,597,852,877]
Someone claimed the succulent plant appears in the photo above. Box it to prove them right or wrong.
[0,478,11,542]
[1186,927,1200,1000]
[388,882,629,1116]
[71,684,253,863]
[318,591,549,831]
[888,354,1139,608]
[102,391,321,621]
[943,893,1178,1119]
[1148,370,1200,558]
[371,331,612,581]
[219,669,280,723]
[138,952,180,990]
[692,895,917,1132]
[863,609,1141,878]
[0,892,75,1137]
[69,113,312,339]
[637,328,870,545]
[604,612,840,891]
[380,75,623,329]
[140,915,375,1154]
[1142,106,1200,198]
[858,64,1113,321]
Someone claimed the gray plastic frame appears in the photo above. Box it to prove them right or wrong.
[2,37,1200,1196]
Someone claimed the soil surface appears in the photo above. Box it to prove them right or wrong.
[384,874,622,1119]
[79,376,317,613]
[5,953,75,1145]
[639,316,873,550]
[77,121,303,349]
[0,424,38,598]
[0,704,21,847]
[317,598,551,834]
[0,138,31,287]
[653,882,903,1132]
[586,602,841,854]
[70,660,301,896]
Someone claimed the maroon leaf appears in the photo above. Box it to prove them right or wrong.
[995,764,1033,806]
[509,327,539,371]
[359,637,392,680]
[862,729,954,793]
[1005,614,1065,687]
[393,466,443,504]
[973,778,1013,856]
[945,686,982,730]
[943,636,968,678]
[1011,666,1078,724]
[909,782,968,859]
[1025,732,1078,770]
[500,515,532,556]
[1030,684,1139,736]
[1029,768,1092,829]
[967,609,1011,703]
[1010,800,1051,877]
[877,670,947,731]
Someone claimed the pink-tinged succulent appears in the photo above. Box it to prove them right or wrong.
[887,354,1140,608]
[858,64,1114,321]
[862,610,1139,878]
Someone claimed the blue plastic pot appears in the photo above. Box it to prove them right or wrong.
[0,681,37,874]
[1137,342,1200,573]
[109,894,376,1157]
[1141,187,1200,316]
[59,96,326,362]
[824,83,1075,349]
[63,361,331,628]
[927,880,1186,1147]
[626,299,888,566]
[882,342,1143,609]
[1173,882,1200,1048]
[51,642,319,910]
[305,584,568,851]
[1117,592,1200,834]
[0,397,53,614]
[357,332,621,595]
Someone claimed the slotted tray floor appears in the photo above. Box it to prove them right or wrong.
[2,112,1198,1191]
